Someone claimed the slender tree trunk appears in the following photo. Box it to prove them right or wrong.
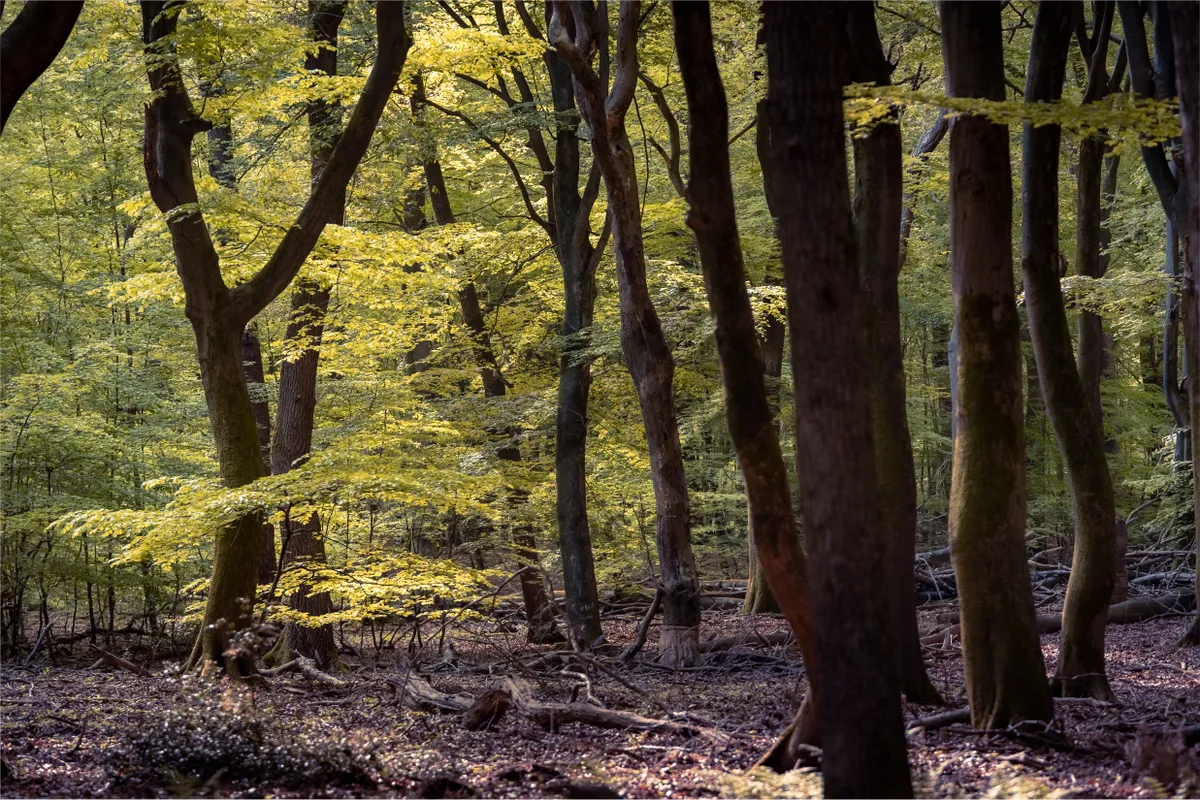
[266,0,350,671]
[673,0,827,771]
[941,0,1054,730]
[760,3,912,793]
[1169,0,1200,648]
[743,22,785,616]
[847,2,942,707]
[552,1,700,666]
[413,73,563,646]
[546,21,604,649]
[1021,1,1116,701]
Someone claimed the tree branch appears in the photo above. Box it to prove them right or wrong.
[0,0,84,133]
[227,1,411,327]
[606,1,641,116]
[637,70,684,197]
[423,98,554,236]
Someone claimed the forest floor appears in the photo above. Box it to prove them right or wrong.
[1,607,1198,799]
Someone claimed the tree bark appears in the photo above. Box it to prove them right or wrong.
[0,0,84,133]
[412,71,562,646]
[672,0,826,769]
[1169,0,1200,648]
[941,0,1054,730]
[546,9,605,649]
[551,1,700,666]
[141,0,409,673]
[241,328,276,585]
[761,3,912,794]
[265,0,352,672]
[846,1,942,707]
[1021,1,1117,701]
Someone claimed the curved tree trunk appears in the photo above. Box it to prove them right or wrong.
[847,2,942,707]
[672,0,827,771]
[758,3,911,793]
[0,0,84,133]
[1169,0,1200,648]
[551,1,700,667]
[941,0,1054,730]
[1021,1,1116,701]
[142,0,410,673]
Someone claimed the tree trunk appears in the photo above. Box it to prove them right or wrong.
[1169,0,1200,648]
[266,0,351,672]
[941,0,1054,730]
[847,2,942,707]
[0,0,84,133]
[547,24,604,650]
[761,3,912,794]
[673,0,827,769]
[552,2,700,666]
[1021,1,1116,701]
[142,0,409,673]
[413,73,562,646]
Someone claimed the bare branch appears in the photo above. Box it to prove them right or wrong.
[424,98,554,236]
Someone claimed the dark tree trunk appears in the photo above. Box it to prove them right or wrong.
[141,0,409,674]
[545,8,605,649]
[0,0,84,133]
[846,2,941,707]
[199,77,278,589]
[1169,0,1200,648]
[414,77,562,645]
[761,3,912,794]
[672,0,825,769]
[266,0,352,672]
[552,1,700,666]
[1021,1,1116,700]
[941,0,1054,729]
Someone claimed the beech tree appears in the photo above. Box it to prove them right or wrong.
[845,2,941,707]
[550,0,701,666]
[140,0,410,673]
[1169,0,1200,648]
[762,2,911,793]
[941,0,1053,729]
[671,0,822,769]
[264,0,349,671]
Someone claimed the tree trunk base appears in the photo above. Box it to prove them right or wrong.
[1177,615,1200,648]
[1051,670,1114,702]
[755,692,820,772]
[656,625,700,668]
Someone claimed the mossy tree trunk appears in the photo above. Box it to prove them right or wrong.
[552,1,700,667]
[759,3,912,793]
[1021,1,1117,701]
[240,328,277,586]
[847,2,942,708]
[1168,0,1200,648]
[142,0,410,674]
[940,0,1054,730]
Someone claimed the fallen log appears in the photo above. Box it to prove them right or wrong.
[921,593,1196,645]
[498,677,707,736]
[1130,571,1195,586]
[87,644,149,677]
[388,674,472,712]
[698,630,793,653]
